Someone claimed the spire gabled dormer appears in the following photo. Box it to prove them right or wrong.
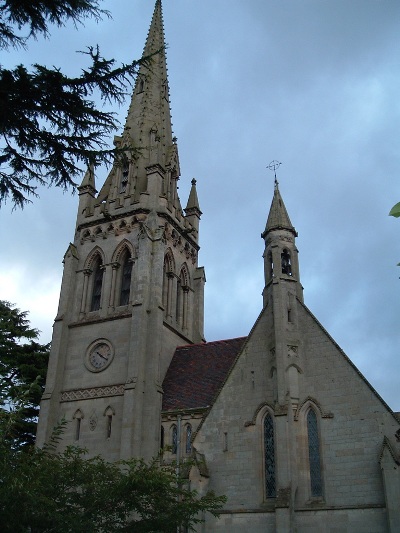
[262,180,303,304]
[96,0,180,215]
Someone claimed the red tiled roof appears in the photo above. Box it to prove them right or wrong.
[162,337,247,411]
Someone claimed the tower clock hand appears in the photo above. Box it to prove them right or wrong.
[95,351,109,360]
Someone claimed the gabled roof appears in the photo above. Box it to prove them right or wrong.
[162,337,247,412]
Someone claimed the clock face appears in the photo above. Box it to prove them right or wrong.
[86,340,113,372]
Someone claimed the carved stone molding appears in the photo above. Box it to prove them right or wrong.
[60,384,125,402]
[287,345,298,357]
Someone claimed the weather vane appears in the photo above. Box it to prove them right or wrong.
[267,160,282,186]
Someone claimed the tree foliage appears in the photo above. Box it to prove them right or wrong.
[0,0,152,208]
[0,301,226,530]
[0,300,49,448]
[0,436,225,533]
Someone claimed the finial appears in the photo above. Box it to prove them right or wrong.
[191,178,197,186]
[267,160,282,188]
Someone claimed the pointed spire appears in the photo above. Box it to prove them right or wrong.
[78,163,96,195]
[124,0,173,164]
[96,0,179,206]
[185,179,201,213]
[263,181,297,237]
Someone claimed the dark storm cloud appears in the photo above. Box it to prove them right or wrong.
[0,0,399,407]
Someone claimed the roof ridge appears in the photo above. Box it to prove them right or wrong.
[176,336,247,350]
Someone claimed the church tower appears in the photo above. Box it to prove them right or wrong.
[36,0,205,461]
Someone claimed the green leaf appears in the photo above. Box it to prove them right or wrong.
[389,202,400,217]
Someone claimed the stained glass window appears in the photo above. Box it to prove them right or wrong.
[90,257,103,311]
[172,425,178,454]
[307,409,323,497]
[264,413,276,498]
[186,424,192,454]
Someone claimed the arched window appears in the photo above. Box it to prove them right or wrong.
[307,409,323,497]
[119,248,132,306]
[163,251,174,317]
[171,425,178,454]
[120,159,129,194]
[90,255,103,311]
[73,409,83,441]
[185,424,192,454]
[176,266,189,328]
[104,406,114,439]
[264,413,276,498]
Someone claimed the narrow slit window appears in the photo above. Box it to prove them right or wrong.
[75,418,81,441]
[106,415,112,438]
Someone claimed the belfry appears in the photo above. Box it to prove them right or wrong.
[37,1,400,531]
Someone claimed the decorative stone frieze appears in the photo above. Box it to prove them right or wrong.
[60,385,125,402]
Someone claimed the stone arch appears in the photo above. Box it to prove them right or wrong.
[112,239,135,264]
[294,396,327,421]
[112,240,135,307]
[85,246,106,270]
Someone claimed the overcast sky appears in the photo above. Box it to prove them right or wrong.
[0,0,399,409]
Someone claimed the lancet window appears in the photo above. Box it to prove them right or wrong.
[90,255,104,311]
[73,409,83,441]
[171,425,178,454]
[163,251,175,317]
[185,424,192,454]
[176,265,189,329]
[119,248,133,306]
[264,412,276,498]
[307,409,323,497]
[104,406,114,439]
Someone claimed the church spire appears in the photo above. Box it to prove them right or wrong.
[96,0,180,208]
[262,179,303,304]
[263,180,297,238]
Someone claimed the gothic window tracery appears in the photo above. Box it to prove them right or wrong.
[264,412,276,498]
[307,409,323,497]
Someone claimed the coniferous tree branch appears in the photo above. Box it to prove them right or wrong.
[0,0,156,208]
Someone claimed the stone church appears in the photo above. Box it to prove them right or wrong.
[36,1,400,531]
